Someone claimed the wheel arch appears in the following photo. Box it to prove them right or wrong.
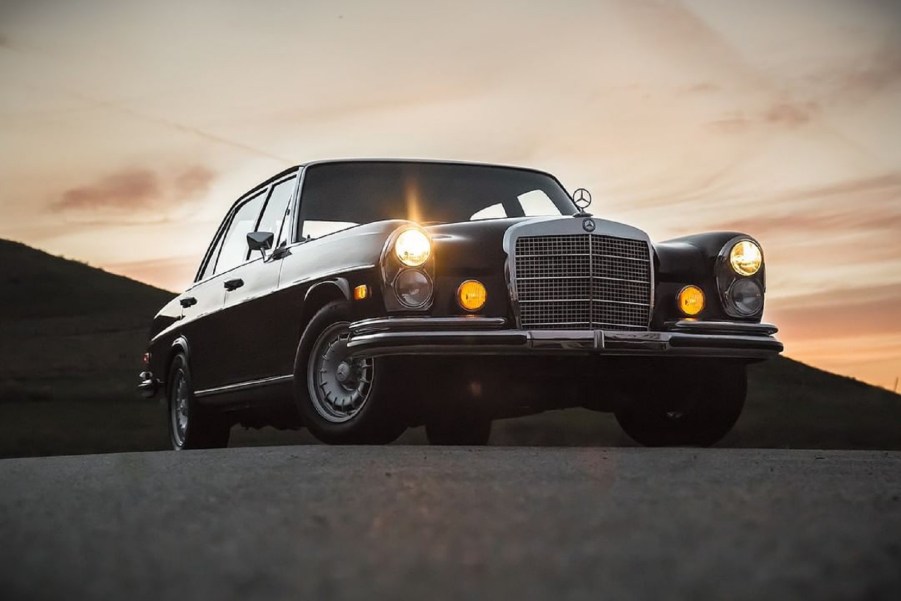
[162,336,191,391]
[300,279,351,332]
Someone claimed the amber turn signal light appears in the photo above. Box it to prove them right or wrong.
[677,285,705,316]
[457,280,487,312]
[353,284,369,301]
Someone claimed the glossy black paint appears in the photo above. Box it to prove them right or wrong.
[142,159,779,430]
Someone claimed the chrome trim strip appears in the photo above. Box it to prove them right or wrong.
[665,320,778,336]
[194,375,294,398]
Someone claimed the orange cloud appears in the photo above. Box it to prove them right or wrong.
[52,165,216,214]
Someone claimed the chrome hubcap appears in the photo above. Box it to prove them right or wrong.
[308,322,374,423]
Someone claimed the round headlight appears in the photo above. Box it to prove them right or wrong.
[457,280,487,312]
[395,269,432,308]
[395,229,431,267]
[677,285,705,316]
[729,240,762,276]
[728,279,763,315]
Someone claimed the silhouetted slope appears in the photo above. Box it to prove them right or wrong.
[0,239,173,319]
[0,239,174,403]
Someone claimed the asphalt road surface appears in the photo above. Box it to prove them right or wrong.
[1,447,899,601]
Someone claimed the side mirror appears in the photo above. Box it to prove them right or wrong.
[247,231,274,259]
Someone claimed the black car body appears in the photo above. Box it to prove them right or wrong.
[140,160,782,448]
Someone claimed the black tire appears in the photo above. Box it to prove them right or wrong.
[294,301,406,444]
[614,363,747,447]
[167,353,231,450]
[425,415,492,446]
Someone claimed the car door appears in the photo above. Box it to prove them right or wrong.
[203,175,299,388]
[174,208,234,393]
[181,187,270,393]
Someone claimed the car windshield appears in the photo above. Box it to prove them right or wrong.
[297,162,576,238]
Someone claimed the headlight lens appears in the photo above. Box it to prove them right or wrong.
[457,280,487,312]
[395,269,432,308]
[677,285,705,316]
[728,279,763,315]
[395,229,431,267]
[729,240,762,276]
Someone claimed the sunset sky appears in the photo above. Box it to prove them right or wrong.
[1,0,900,389]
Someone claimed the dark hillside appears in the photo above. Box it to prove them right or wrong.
[0,239,898,456]
[0,239,174,319]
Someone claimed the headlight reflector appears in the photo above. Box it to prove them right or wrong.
[677,285,705,316]
[457,280,487,312]
[395,269,432,308]
[395,229,431,267]
[729,240,762,276]
[728,279,763,315]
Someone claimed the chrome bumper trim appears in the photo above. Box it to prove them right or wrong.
[347,317,783,359]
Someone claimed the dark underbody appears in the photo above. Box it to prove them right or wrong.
[221,355,751,431]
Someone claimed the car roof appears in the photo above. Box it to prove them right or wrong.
[299,158,557,179]
[239,159,563,203]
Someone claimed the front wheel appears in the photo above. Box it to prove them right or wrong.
[614,363,747,447]
[167,353,231,450]
[294,301,406,444]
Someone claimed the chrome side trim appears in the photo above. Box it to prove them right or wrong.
[194,375,294,399]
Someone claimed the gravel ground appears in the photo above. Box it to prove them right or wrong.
[1,447,899,601]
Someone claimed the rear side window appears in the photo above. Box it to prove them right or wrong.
[214,190,267,275]
[258,178,295,245]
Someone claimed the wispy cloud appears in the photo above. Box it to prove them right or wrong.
[709,99,821,133]
[52,165,216,213]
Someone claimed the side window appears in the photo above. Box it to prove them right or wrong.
[257,178,295,246]
[198,229,226,281]
[214,190,267,275]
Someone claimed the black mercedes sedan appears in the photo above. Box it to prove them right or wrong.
[139,159,782,449]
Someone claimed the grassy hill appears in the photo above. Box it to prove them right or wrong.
[0,238,899,457]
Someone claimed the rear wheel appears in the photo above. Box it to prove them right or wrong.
[425,414,492,446]
[294,301,406,444]
[167,353,231,450]
[614,363,746,447]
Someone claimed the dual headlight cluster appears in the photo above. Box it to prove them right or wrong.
[388,227,488,312]
[392,229,434,308]
[678,239,764,318]
[725,240,764,317]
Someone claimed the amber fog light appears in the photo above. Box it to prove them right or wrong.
[728,279,763,316]
[677,285,705,316]
[457,280,487,312]
[395,269,432,308]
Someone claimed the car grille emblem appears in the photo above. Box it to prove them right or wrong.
[582,219,596,232]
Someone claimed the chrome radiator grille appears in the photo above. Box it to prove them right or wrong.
[513,234,652,330]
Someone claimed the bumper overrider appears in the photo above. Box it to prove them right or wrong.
[346,317,783,360]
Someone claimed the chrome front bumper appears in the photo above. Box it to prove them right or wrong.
[347,317,783,359]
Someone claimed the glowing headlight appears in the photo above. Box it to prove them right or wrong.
[729,240,762,276]
[395,229,431,267]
